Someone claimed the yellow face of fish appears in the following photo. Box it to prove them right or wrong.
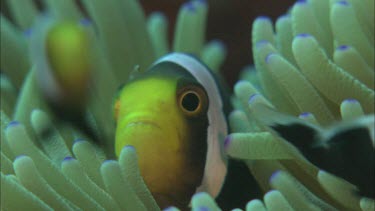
[47,22,91,90]
[113,64,210,208]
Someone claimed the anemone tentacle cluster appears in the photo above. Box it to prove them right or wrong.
[0,0,374,210]
[228,0,374,210]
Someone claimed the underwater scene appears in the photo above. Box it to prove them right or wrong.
[0,0,374,210]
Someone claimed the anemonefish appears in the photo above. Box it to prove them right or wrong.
[113,53,260,209]
[30,18,99,142]
[31,18,92,111]
[252,104,374,198]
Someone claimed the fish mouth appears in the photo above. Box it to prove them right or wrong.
[125,120,161,129]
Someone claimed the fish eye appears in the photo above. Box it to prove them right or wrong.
[182,91,200,111]
[178,86,208,116]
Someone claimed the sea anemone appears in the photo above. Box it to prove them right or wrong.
[1,0,374,211]
[227,0,374,210]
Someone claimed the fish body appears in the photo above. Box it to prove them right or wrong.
[32,18,92,111]
[31,18,101,143]
[114,53,229,208]
[252,105,375,198]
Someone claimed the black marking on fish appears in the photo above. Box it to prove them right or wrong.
[271,119,374,198]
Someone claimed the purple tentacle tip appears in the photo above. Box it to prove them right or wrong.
[248,93,259,104]
[79,18,91,26]
[224,135,232,149]
[337,45,349,51]
[296,33,311,38]
[299,112,311,118]
[63,156,74,161]
[7,121,20,128]
[270,170,282,182]
[198,207,209,211]
[256,40,269,48]
[257,16,271,22]
[124,145,135,151]
[337,0,349,6]
[296,0,307,4]
[183,2,196,11]
[15,154,26,160]
[103,159,116,164]
[121,145,136,155]
[265,53,275,64]
[343,98,358,103]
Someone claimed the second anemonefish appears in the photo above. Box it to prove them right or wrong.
[252,104,374,198]
[31,17,92,111]
[113,53,259,209]
[29,17,102,143]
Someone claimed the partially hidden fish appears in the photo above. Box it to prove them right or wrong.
[251,104,374,198]
[113,53,259,209]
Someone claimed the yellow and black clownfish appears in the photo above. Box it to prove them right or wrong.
[30,18,108,144]
[252,105,374,198]
[31,18,92,112]
[113,53,260,209]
